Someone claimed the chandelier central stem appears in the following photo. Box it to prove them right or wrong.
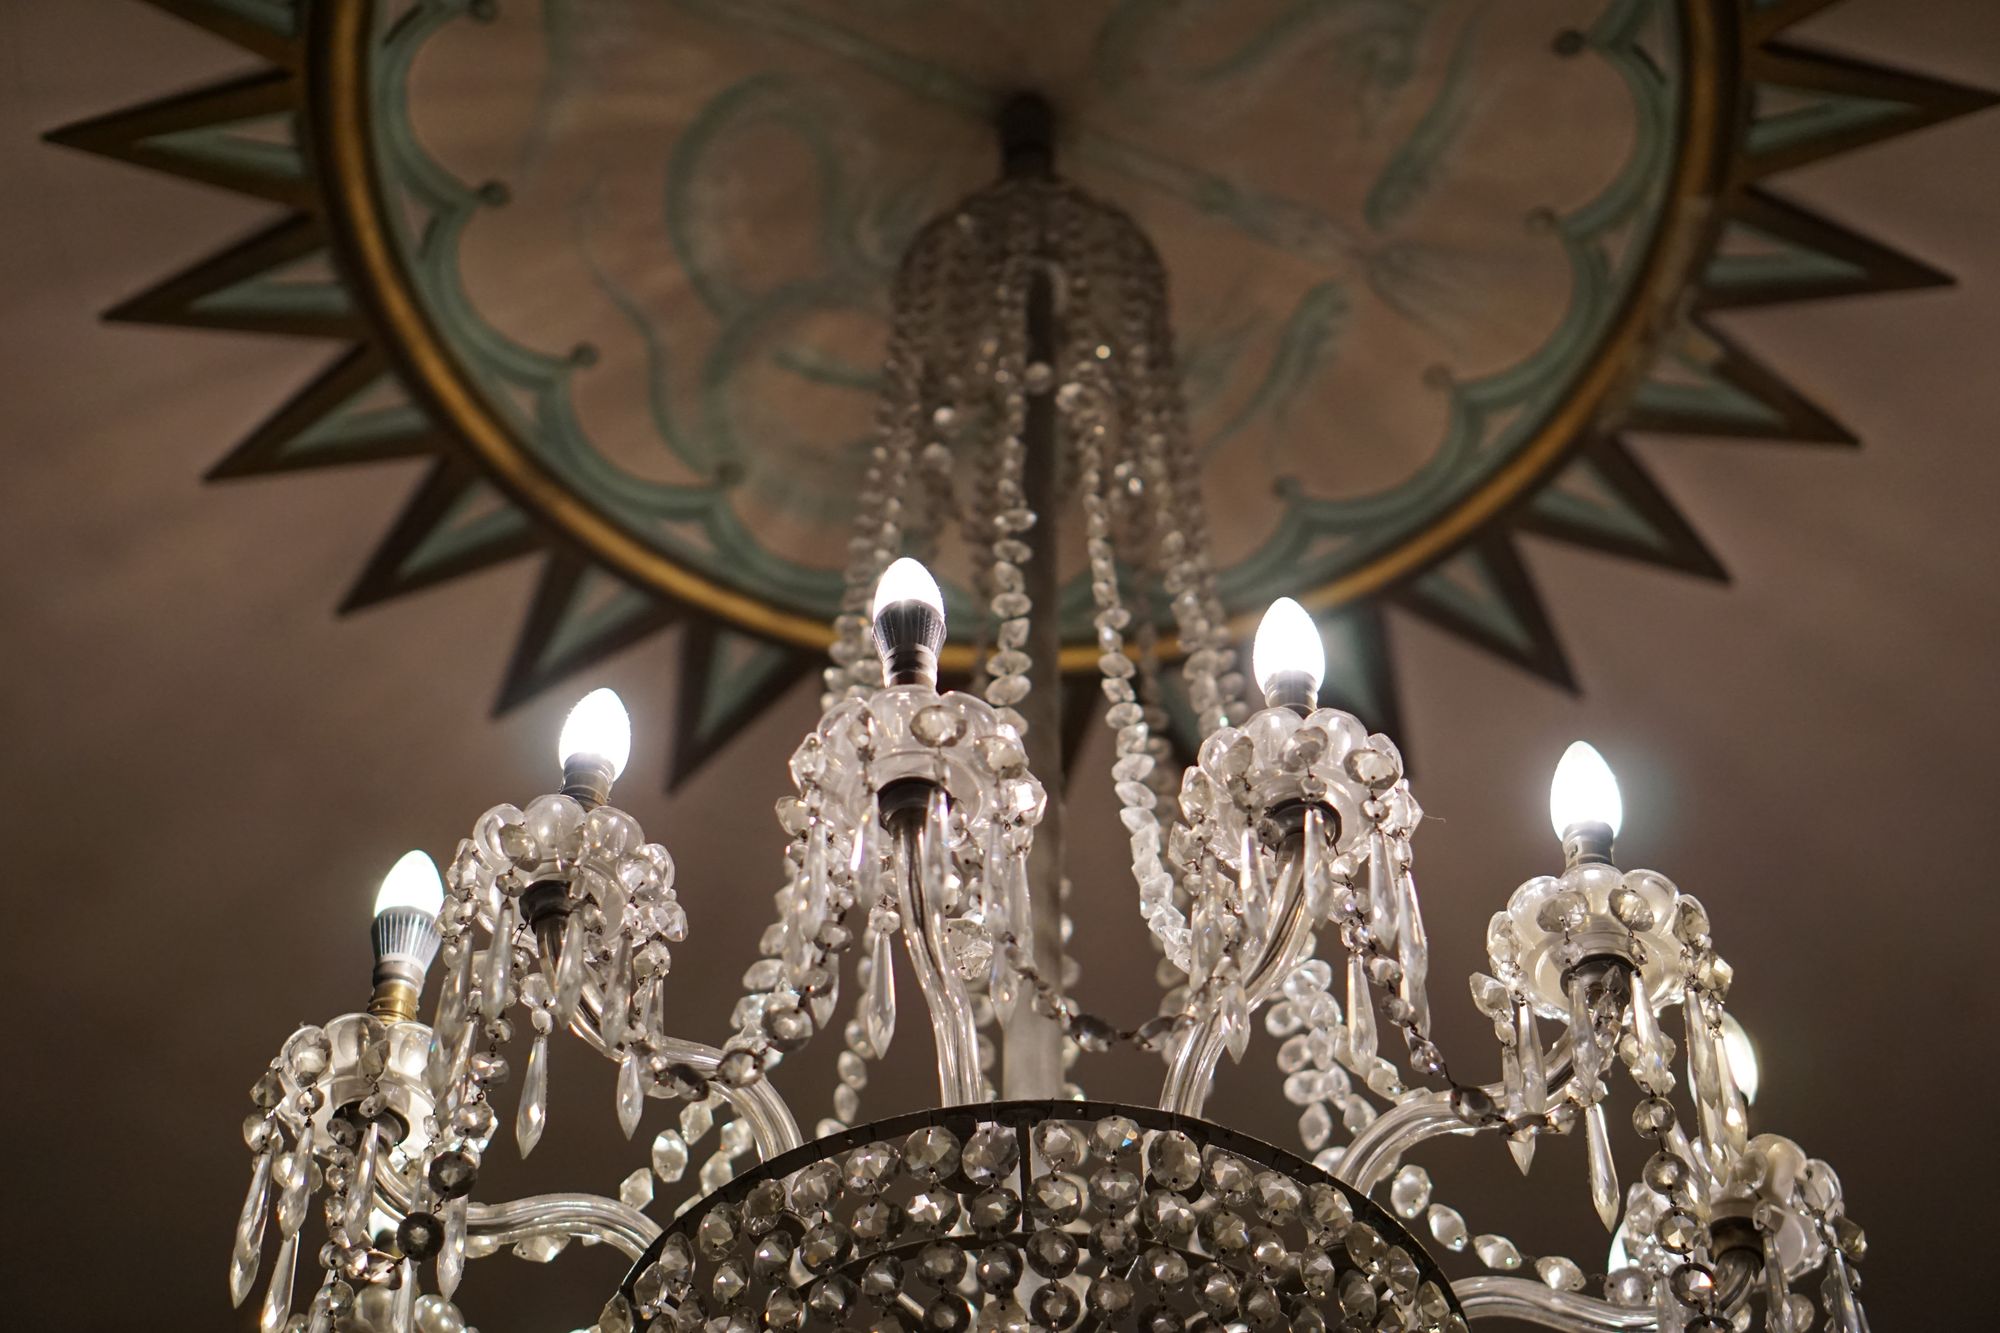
[998,90,1069,1100]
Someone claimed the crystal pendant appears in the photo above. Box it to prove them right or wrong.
[346,1123,380,1237]
[1584,1100,1620,1232]
[1239,828,1271,952]
[230,1147,274,1307]
[257,1230,297,1333]
[603,935,634,1047]
[616,1048,644,1139]
[1344,953,1377,1068]
[1511,1002,1544,1176]
[275,1147,311,1237]
[863,924,897,1056]
[438,1200,466,1299]
[553,911,587,1028]
[516,1031,549,1158]
[392,1259,418,1333]
[480,902,514,1019]
[1568,973,1602,1092]
[1627,976,1673,1094]
[1366,832,1397,947]
[1395,868,1430,1035]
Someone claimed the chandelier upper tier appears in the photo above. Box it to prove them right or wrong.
[229,99,1864,1333]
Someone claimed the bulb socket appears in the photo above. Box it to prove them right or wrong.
[1559,820,1617,868]
[873,599,946,688]
[561,756,616,809]
[1260,671,1319,715]
[370,906,440,1023]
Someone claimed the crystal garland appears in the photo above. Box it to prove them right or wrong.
[224,174,1869,1333]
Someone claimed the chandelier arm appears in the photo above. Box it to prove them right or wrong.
[370,1160,660,1262]
[1451,1277,1657,1332]
[1159,850,1309,1116]
[1336,1090,1487,1194]
[891,808,984,1105]
[561,973,804,1157]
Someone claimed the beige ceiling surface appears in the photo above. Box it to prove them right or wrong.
[3,2,1997,1331]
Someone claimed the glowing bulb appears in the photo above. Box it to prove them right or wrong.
[1548,740,1623,838]
[559,687,632,780]
[374,849,444,919]
[871,557,944,621]
[1252,597,1325,698]
[1720,1012,1760,1105]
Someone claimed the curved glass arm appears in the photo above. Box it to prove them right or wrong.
[1452,1277,1655,1332]
[1159,852,1307,1116]
[1336,1026,1580,1192]
[464,1193,662,1263]
[562,975,803,1158]
[374,1162,660,1261]
[891,817,984,1106]
[1336,1090,1480,1192]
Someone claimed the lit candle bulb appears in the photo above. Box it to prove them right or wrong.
[1252,597,1325,712]
[872,557,947,688]
[558,687,631,805]
[370,849,444,1023]
[1548,740,1622,864]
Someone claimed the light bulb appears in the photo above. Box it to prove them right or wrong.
[370,849,443,1023]
[1548,740,1623,838]
[374,849,444,919]
[1252,597,1325,701]
[871,557,947,687]
[559,687,632,781]
[871,557,944,620]
[1720,1011,1759,1105]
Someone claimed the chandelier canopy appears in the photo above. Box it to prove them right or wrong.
[228,78,1864,1333]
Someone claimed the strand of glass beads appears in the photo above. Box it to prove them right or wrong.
[823,236,941,708]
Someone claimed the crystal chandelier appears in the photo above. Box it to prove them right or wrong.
[228,99,1865,1333]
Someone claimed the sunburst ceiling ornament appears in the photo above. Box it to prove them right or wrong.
[51,0,1992,785]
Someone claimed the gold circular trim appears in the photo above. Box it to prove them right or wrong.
[314,0,1732,669]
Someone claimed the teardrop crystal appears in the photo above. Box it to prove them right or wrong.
[616,1048,644,1139]
[257,1230,297,1333]
[516,1032,549,1158]
[229,1148,274,1307]
[1585,1100,1620,1232]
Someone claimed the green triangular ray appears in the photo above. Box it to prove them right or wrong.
[1515,441,1726,580]
[1699,189,1950,308]
[1623,326,1852,443]
[1391,539,1573,690]
[1743,45,1999,178]
[105,217,363,338]
[138,110,303,183]
[44,68,306,203]
[343,462,539,612]
[1745,82,1914,158]
[496,556,680,715]
[211,348,441,478]
[1630,351,1786,431]
[187,246,353,321]
[669,625,817,788]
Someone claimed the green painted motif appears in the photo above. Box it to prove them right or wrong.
[369,0,1682,640]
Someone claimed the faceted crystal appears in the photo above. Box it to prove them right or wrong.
[1473,1234,1523,1270]
[1388,1165,1431,1219]
[1426,1204,1468,1252]
[515,1032,548,1159]
[1537,1255,1585,1291]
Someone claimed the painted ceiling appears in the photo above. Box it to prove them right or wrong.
[43,0,1992,778]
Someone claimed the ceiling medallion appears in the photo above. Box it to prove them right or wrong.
[50,0,1992,782]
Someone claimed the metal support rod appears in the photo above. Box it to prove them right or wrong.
[1001,91,1067,1100]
